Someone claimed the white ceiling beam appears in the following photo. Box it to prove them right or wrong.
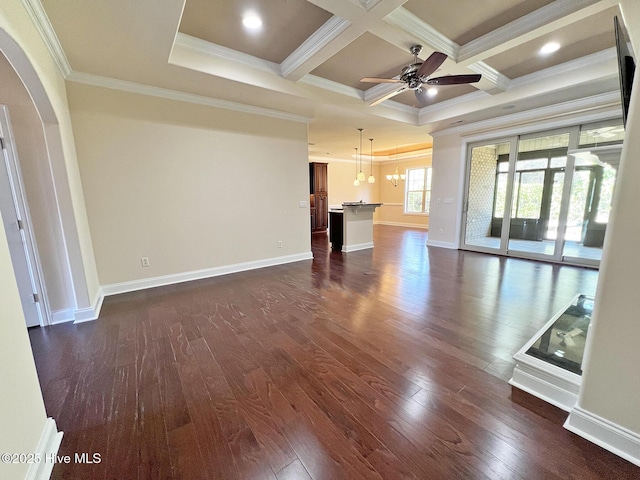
[458,0,619,65]
[280,0,408,80]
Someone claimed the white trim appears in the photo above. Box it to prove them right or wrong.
[342,242,374,252]
[467,61,510,91]
[24,418,63,480]
[20,0,72,77]
[509,359,580,412]
[564,406,640,467]
[458,0,603,62]
[384,7,459,59]
[431,92,620,138]
[374,221,428,229]
[300,74,363,100]
[281,16,352,79]
[174,33,281,76]
[101,252,313,297]
[426,239,456,249]
[73,290,104,324]
[50,308,74,324]
[66,72,312,124]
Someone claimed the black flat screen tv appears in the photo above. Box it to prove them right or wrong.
[614,16,635,127]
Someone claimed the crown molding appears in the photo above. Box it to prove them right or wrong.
[510,48,617,89]
[458,0,603,62]
[20,0,72,77]
[66,71,312,123]
[468,61,510,91]
[384,7,459,59]
[431,91,621,138]
[281,16,351,79]
[174,33,281,76]
[300,74,363,99]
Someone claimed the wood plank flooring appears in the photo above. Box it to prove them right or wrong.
[29,226,639,479]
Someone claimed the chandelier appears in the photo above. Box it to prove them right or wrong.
[386,165,405,187]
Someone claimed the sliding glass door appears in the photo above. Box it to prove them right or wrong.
[462,140,513,254]
[461,121,623,267]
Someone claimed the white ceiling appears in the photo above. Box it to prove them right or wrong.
[39,0,624,160]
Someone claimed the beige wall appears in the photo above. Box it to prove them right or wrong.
[325,160,380,208]
[69,83,311,286]
[377,156,432,229]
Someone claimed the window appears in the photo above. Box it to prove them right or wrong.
[404,167,432,214]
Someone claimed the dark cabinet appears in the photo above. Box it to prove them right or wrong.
[309,162,328,233]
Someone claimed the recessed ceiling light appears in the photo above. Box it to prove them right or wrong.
[540,42,560,55]
[242,12,262,31]
[427,88,438,97]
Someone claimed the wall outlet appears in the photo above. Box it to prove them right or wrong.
[438,229,444,235]
[277,241,283,248]
[141,257,150,267]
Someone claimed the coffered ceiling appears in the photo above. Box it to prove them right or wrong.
[39,0,625,159]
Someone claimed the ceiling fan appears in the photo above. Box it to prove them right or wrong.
[361,45,482,107]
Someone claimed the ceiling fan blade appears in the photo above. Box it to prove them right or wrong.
[369,86,408,106]
[416,51,447,78]
[360,77,402,83]
[426,74,482,85]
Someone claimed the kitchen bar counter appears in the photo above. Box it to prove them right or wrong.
[329,202,382,252]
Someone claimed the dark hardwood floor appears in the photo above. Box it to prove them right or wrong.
[29,226,638,479]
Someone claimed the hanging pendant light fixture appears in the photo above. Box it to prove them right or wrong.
[368,138,376,183]
[353,147,360,186]
[357,128,365,182]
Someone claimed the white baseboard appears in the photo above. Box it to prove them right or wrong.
[25,418,63,480]
[374,221,428,229]
[509,360,580,412]
[564,406,640,467]
[426,239,457,249]
[101,252,313,297]
[342,242,374,252]
[73,291,105,324]
[50,292,105,325]
[50,308,75,325]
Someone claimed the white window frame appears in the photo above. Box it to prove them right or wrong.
[404,167,432,215]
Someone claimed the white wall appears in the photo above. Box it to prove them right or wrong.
[565,0,640,462]
[427,133,465,245]
[68,83,311,287]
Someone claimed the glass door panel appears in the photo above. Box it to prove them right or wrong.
[562,156,618,263]
[462,142,512,252]
[507,132,569,259]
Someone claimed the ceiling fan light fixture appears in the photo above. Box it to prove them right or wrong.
[427,87,438,97]
[540,42,560,55]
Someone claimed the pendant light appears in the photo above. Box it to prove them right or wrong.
[353,147,360,186]
[368,138,376,183]
[357,128,365,182]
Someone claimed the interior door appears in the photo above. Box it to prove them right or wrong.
[0,106,43,327]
